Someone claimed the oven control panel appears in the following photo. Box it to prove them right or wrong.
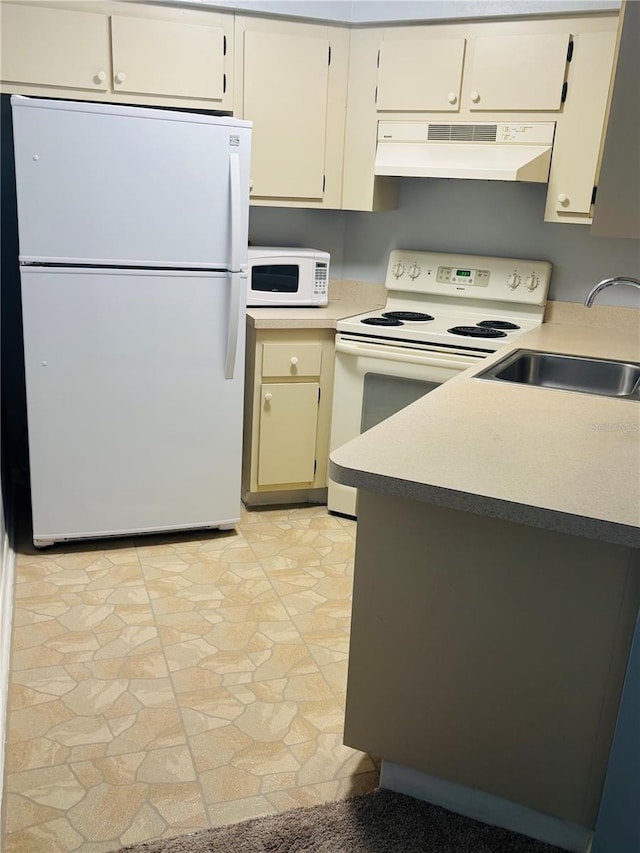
[387,250,552,306]
[436,266,490,286]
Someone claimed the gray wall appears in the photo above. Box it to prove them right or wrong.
[249,179,640,306]
[164,0,620,24]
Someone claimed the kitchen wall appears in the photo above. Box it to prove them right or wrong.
[249,179,640,306]
[166,0,621,24]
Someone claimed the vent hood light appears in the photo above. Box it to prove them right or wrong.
[375,121,556,183]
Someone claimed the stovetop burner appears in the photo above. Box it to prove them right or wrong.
[477,320,521,330]
[382,311,434,322]
[361,316,404,327]
[448,326,508,338]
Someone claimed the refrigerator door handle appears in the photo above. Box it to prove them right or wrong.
[225,271,243,380]
[229,151,242,273]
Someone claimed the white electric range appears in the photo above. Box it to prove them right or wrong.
[327,249,552,516]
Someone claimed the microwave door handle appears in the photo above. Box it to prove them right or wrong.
[229,151,242,273]
[224,272,244,380]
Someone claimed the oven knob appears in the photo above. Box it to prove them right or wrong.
[408,263,421,280]
[392,261,405,279]
[525,274,540,292]
[507,272,521,290]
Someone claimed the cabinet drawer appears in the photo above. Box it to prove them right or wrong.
[262,343,322,377]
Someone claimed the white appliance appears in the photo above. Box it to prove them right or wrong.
[11,95,252,547]
[247,247,329,307]
[375,121,556,182]
[328,249,552,517]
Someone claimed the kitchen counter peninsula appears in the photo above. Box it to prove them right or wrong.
[330,318,640,851]
[330,321,640,547]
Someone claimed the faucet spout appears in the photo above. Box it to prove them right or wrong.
[583,276,640,307]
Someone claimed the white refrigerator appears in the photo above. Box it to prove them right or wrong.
[11,95,252,547]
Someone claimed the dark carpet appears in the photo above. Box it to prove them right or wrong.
[113,789,566,852]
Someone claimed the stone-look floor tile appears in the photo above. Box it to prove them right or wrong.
[265,780,341,811]
[106,707,187,755]
[6,764,86,810]
[315,659,349,704]
[3,505,369,852]
[3,819,85,853]
[146,782,209,827]
[3,792,63,834]
[207,795,277,828]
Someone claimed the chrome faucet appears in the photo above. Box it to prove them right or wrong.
[584,276,640,307]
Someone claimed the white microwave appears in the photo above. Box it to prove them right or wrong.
[246,247,330,307]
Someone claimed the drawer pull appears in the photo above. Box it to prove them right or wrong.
[290,357,299,366]
[264,392,273,402]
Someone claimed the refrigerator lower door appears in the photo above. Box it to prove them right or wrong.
[21,267,246,545]
[11,96,251,269]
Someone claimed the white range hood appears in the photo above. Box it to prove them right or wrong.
[375,121,556,183]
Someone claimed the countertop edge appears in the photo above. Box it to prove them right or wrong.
[328,459,640,549]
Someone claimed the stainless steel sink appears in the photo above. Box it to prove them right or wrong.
[476,349,640,399]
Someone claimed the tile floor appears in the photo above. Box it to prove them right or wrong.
[2,504,379,853]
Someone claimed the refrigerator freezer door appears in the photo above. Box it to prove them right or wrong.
[11,96,251,270]
[21,267,246,544]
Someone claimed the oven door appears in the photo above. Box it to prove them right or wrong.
[327,336,486,516]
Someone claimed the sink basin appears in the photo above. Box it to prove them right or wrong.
[476,349,640,399]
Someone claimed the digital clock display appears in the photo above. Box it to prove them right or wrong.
[456,269,472,277]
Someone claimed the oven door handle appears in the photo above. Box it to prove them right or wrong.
[335,338,481,370]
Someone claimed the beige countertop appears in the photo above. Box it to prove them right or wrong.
[246,280,385,329]
[330,320,640,548]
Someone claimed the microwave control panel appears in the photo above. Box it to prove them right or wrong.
[314,262,328,298]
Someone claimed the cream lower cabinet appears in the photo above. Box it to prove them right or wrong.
[243,327,336,505]
[234,16,348,208]
[0,1,233,111]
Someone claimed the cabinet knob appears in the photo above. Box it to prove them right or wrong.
[115,71,127,84]
[557,193,569,206]
[290,356,299,366]
[470,91,480,103]
[264,392,273,402]
[447,92,457,104]
[94,70,106,83]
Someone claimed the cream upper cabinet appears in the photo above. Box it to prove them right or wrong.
[545,28,618,222]
[0,2,110,93]
[591,0,640,239]
[467,33,570,111]
[243,28,328,200]
[110,15,226,103]
[374,26,571,114]
[377,38,466,112]
[0,1,233,110]
[234,16,348,208]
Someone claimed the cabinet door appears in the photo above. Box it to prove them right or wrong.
[0,3,109,92]
[258,383,319,486]
[545,29,618,221]
[110,15,225,102]
[377,38,465,112]
[243,28,329,200]
[468,33,570,110]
